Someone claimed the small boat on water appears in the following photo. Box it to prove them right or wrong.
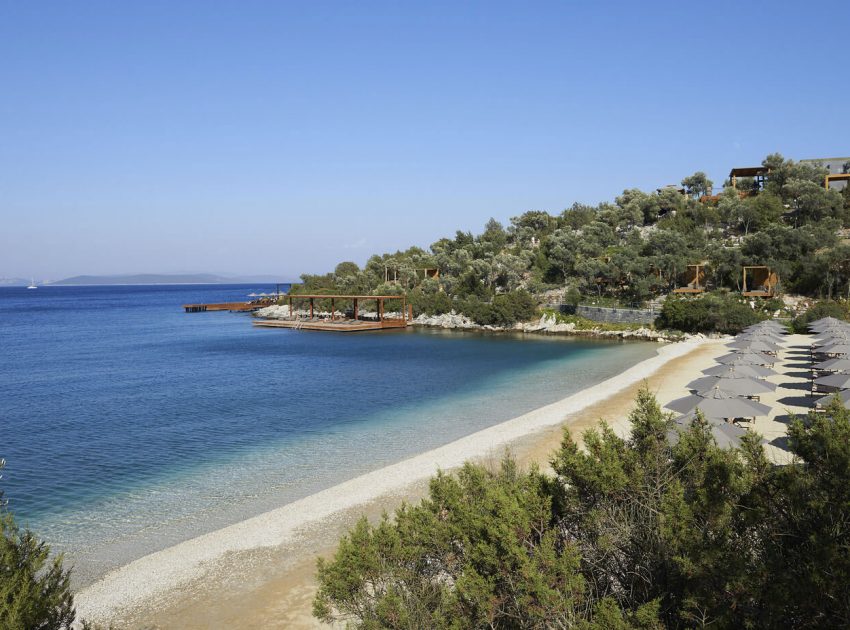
[27,278,37,289]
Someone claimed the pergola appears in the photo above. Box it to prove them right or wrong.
[729,166,770,192]
[285,294,409,323]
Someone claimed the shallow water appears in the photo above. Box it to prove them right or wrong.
[0,284,657,584]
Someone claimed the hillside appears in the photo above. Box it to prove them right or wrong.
[293,153,850,331]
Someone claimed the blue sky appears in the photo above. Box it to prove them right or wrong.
[1,1,847,280]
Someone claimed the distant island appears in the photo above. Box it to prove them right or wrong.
[48,273,291,286]
[0,277,30,286]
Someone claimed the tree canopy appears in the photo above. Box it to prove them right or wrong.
[314,389,850,629]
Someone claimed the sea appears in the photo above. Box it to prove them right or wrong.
[0,284,658,585]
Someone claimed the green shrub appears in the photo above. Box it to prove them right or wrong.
[791,300,850,333]
[656,293,762,334]
[409,288,453,316]
[459,290,538,327]
[1,461,75,629]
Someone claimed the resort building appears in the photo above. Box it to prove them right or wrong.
[799,156,850,190]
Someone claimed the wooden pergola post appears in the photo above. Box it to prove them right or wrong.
[309,298,314,319]
[353,298,358,321]
[378,298,384,321]
[331,298,335,321]
[288,295,293,318]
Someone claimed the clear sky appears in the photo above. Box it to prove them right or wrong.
[2,1,847,280]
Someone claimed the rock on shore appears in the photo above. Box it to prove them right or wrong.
[413,311,690,342]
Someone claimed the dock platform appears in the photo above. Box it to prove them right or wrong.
[253,293,413,332]
[253,318,408,332]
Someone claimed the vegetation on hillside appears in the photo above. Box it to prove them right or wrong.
[314,389,850,629]
[291,154,850,331]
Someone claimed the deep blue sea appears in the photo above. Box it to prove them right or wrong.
[0,284,657,584]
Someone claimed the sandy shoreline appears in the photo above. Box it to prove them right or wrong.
[75,336,724,628]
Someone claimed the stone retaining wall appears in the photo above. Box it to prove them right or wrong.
[548,303,657,325]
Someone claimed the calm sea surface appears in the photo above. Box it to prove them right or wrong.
[0,284,657,584]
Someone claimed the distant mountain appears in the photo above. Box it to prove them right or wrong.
[48,274,292,285]
[0,277,29,286]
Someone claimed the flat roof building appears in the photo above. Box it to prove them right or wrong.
[800,157,850,190]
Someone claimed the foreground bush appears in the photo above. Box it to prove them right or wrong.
[0,461,75,630]
[314,390,850,628]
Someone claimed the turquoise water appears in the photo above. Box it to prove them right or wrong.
[0,284,657,584]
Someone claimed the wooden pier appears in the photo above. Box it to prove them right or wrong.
[252,294,412,332]
[183,300,272,313]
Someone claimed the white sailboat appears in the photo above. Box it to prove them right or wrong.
[27,278,37,289]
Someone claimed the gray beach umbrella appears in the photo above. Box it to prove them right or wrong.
[665,387,771,419]
[702,363,775,378]
[809,316,842,327]
[716,351,775,366]
[745,321,786,332]
[735,328,784,341]
[668,416,752,449]
[813,373,850,389]
[813,334,850,346]
[810,322,850,334]
[813,357,850,372]
[817,343,850,356]
[814,389,850,409]
[686,375,776,396]
[726,339,782,353]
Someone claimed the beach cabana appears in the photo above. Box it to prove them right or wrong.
[665,387,771,420]
[702,363,775,379]
[686,375,776,397]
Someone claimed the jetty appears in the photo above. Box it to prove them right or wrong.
[253,294,412,332]
[183,301,272,313]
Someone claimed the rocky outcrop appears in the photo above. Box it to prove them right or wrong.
[413,312,478,329]
[411,311,695,342]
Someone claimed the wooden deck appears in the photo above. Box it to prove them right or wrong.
[253,318,409,332]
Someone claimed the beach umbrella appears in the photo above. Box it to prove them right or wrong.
[735,330,785,342]
[809,316,843,328]
[812,334,850,346]
[726,339,782,353]
[716,351,775,366]
[809,322,850,334]
[814,389,850,410]
[702,363,775,378]
[686,375,776,396]
[816,343,850,356]
[813,373,850,390]
[813,357,850,372]
[665,387,771,419]
[668,416,753,449]
[744,321,787,333]
[247,292,257,297]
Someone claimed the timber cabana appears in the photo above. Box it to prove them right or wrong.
[253,294,413,332]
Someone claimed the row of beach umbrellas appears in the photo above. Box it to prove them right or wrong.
[809,317,850,408]
[665,320,786,448]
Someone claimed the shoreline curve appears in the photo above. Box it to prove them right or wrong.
[74,336,711,623]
